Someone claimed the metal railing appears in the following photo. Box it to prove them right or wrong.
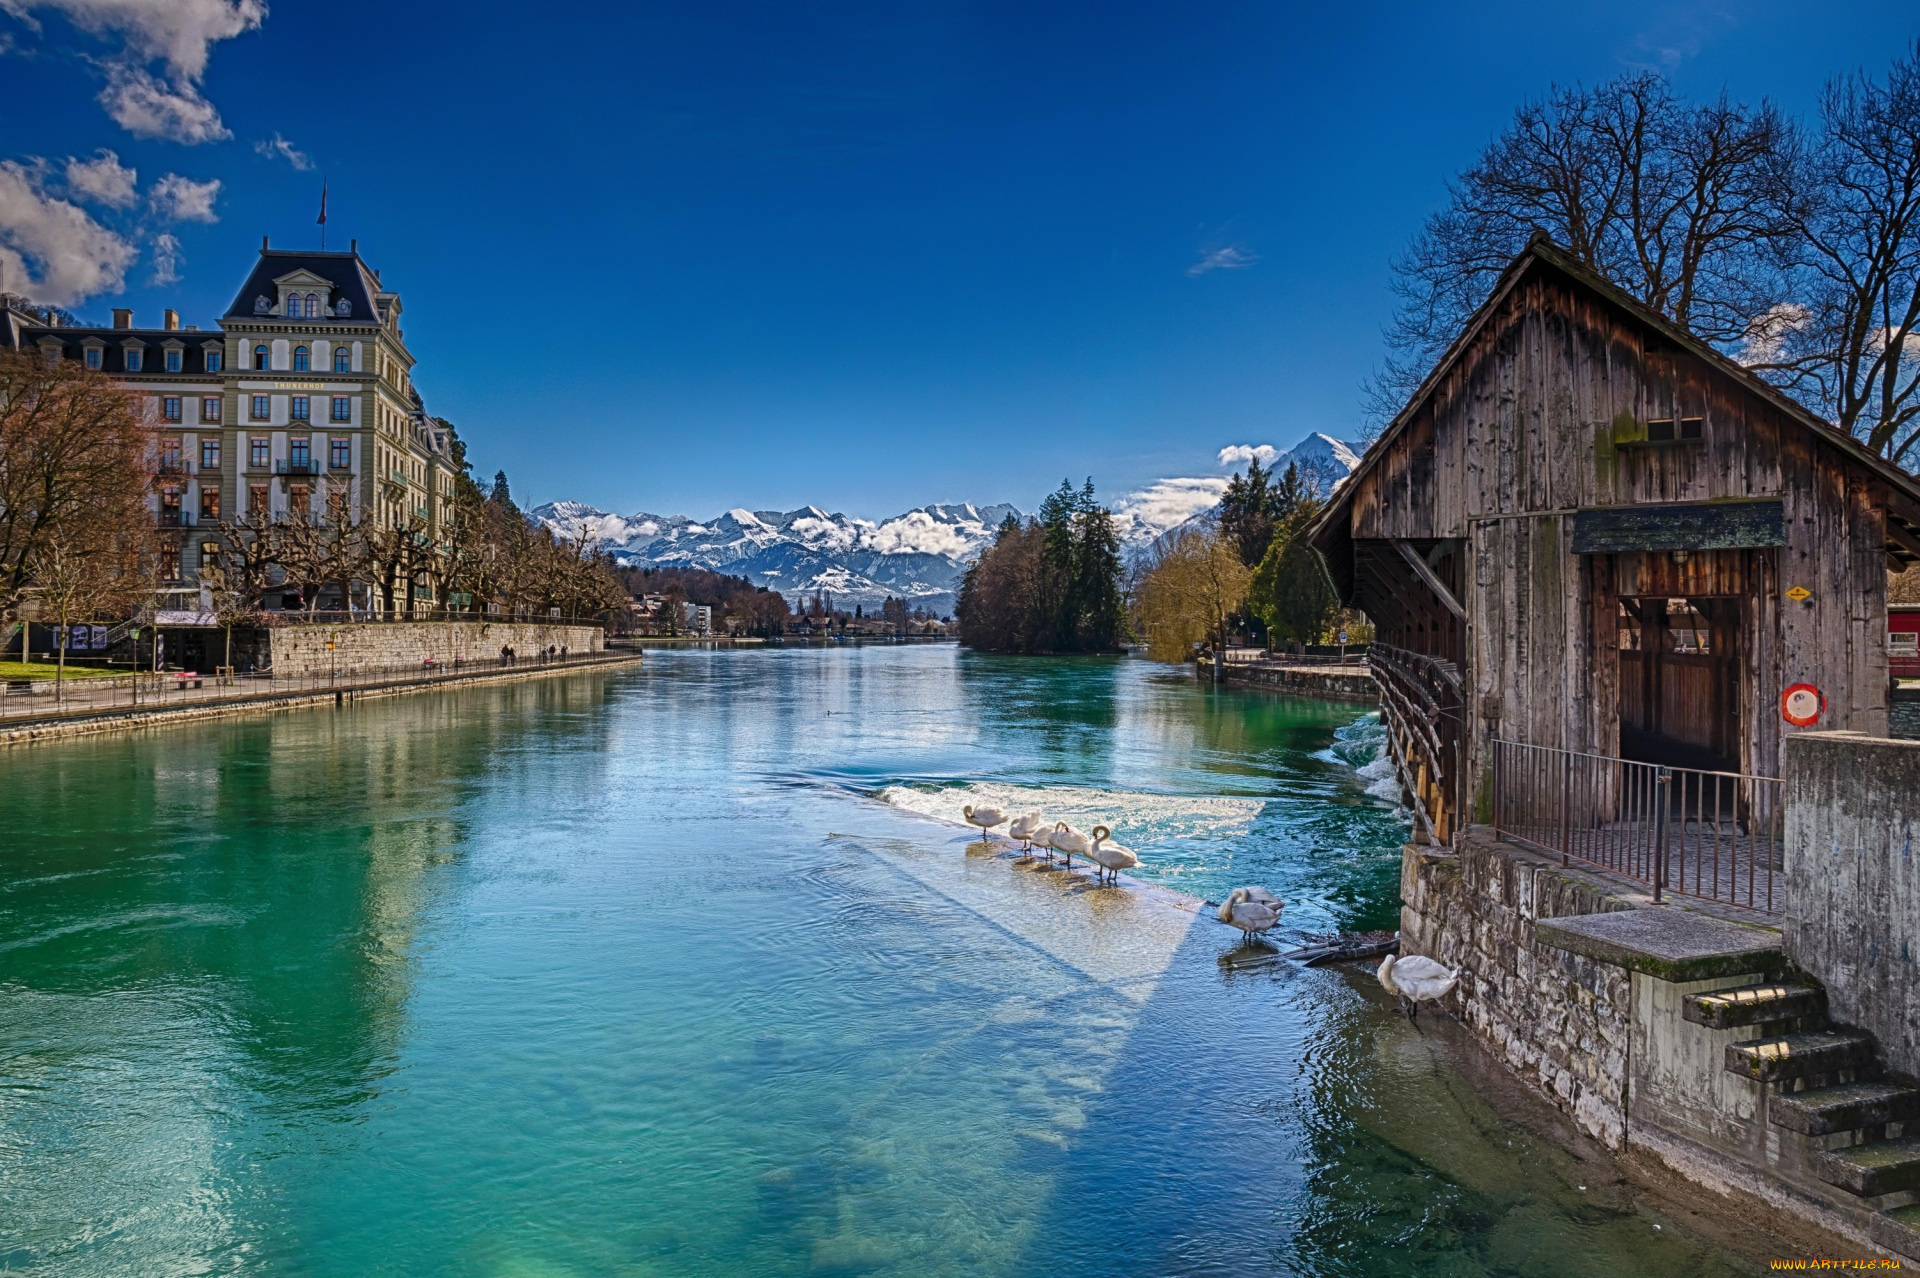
[0,648,635,724]
[1491,738,1781,912]
[1220,647,1372,666]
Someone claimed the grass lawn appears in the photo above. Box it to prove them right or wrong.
[0,661,121,680]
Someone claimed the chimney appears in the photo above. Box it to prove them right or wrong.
[111,308,132,329]
[163,309,179,331]
[262,235,270,250]
[350,238,357,253]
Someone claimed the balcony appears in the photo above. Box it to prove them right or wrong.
[388,469,410,487]
[158,511,197,529]
[155,461,187,478]
[276,460,319,476]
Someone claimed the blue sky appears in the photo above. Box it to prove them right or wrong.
[3,1,1915,520]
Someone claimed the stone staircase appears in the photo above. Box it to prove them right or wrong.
[1687,982,1920,1255]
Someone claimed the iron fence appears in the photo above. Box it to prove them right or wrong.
[1490,738,1781,913]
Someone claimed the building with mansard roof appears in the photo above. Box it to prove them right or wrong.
[2,237,458,611]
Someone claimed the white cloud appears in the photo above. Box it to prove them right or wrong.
[1738,302,1810,367]
[1111,477,1230,545]
[2,0,265,142]
[63,148,136,206]
[99,65,228,142]
[149,230,180,284]
[865,510,977,557]
[253,131,312,170]
[0,159,136,304]
[1187,245,1257,277]
[148,172,220,222]
[1217,443,1279,468]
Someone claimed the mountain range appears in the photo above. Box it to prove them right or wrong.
[532,433,1364,615]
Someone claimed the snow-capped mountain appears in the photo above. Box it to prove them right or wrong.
[1280,433,1364,493]
[532,500,1021,614]
[532,436,1363,614]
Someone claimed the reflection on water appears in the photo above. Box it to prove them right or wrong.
[0,648,1759,1275]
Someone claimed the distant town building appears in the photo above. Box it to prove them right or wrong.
[1,237,457,607]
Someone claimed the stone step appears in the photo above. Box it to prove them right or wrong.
[1725,1031,1876,1082]
[1868,1203,1920,1264]
[1770,1081,1920,1135]
[1682,983,1824,1030]
[1812,1137,1920,1197]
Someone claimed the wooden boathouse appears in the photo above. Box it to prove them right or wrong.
[1307,233,1920,849]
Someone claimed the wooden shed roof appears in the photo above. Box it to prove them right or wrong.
[1307,232,1920,556]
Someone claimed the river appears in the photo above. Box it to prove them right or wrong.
[0,645,1764,1275]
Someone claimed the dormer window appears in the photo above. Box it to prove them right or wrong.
[305,293,319,317]
[333,347,350,373]
[205,348,222,372]
[125,348,143,372]
[293,345,310,372]
[335,299,352,317]
[254,295,271,315]
[84,347,102,370]
[254,344,270,371]
[165,349,182,373]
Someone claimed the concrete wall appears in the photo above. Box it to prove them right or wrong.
[1400,838,1635,1148]
[1784,731,1920,1079]
[269,621,602,677]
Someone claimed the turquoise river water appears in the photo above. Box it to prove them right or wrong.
[1,646,1769,1275]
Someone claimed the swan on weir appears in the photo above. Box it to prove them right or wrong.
[1087,826,1139,885]
[1216,887,1282,941]
[1050,822,1094,870]
[1007,812,1046,852]
[1375,953,1459,1020]
[963,804,1009,837]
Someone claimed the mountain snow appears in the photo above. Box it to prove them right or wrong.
[531,436,1362,615]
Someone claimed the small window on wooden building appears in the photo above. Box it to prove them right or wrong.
[1647,419,1676,443]
[1679,416,1704,440]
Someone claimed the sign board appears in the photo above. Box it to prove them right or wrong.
[1786,586,1812,603]
[1782,682,1824,727]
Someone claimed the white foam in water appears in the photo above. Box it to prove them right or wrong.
[1324,712,1410,811]
[875,782,1263,844]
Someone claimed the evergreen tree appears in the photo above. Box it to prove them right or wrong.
[489,470,517,514]
[1217,457,1279,567]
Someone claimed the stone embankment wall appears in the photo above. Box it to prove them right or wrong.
[270,622,602,677]
[1214,661,1376,701]
[1400,836,1636,1147]
[1784,732,1920,1079]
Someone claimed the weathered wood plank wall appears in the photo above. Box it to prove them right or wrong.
[1343,266,1893,804]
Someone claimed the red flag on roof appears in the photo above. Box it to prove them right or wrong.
[317,181,327,226]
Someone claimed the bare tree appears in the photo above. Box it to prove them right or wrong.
[1750,46,1920,467]
[1370,73,1799,423]
[33,528,151,702]
[0,351,152,615]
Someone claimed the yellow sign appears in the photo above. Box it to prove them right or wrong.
[1786,586,1812,603]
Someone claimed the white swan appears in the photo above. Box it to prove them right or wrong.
[1088,825,1139,885]
[1216,886,1282,941]
[1376,953,1459,1020]
[1028,823,1056,864]
[1051,822,1094,870]
[963,804,1008,837]
[1007,812,1046,852]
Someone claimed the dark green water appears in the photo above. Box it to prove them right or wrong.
[0,646,1759,1275]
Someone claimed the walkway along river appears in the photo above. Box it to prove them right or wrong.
[0,645,1802,1275]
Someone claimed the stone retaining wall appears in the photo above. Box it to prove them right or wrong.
[1400,835,1637,1147]
[269,621,602,677]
